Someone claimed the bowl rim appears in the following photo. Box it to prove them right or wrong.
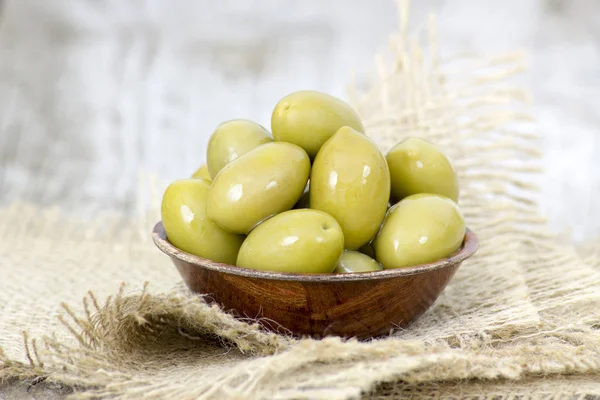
[152,221,479,282]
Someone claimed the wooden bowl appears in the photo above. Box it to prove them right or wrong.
[152,222,478,339]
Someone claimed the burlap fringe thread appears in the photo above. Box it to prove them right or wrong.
[2,1,600,398]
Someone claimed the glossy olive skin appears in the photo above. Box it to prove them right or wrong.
[271,90,365,158]
[310,126,390,250]
[386,137,459,202]
[237,209,344,274]
[207,142,311,234]
[161,179,244,265]
[334,251,382,273]
[374,194,466,269]
[207,119,272,178]
[191,164,211,180]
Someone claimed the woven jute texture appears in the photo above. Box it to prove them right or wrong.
[1,4,600,399]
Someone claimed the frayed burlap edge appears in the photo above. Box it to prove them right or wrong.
[2,1,600,398]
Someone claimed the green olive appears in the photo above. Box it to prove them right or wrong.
[334,251,382,273]
[374,194,466,269]
[161,179,244,264]
[271,90,365,158]
[386,137,459,202]
[207,119,272,179]
[237,209,344,274]
[191,164,211,181]
[310,126,390,250]
[207,142,310,234]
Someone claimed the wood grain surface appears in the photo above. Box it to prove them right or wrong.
[153,222,479,339]
[0,0,599,241]
[0,1,599,398]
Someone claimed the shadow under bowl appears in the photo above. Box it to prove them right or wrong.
[152,222,478,339]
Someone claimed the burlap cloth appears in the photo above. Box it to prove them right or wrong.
[1,6,600,399]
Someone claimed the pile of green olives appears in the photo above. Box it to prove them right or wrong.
[162,90,465,274]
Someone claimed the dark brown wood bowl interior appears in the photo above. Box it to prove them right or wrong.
[152,221,478,339]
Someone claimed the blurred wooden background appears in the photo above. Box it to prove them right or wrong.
[0,1,599,398]
[0,0,598,241]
